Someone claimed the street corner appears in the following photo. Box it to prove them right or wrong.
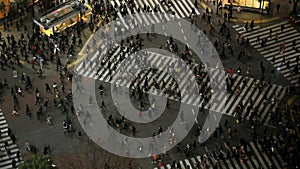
[199,2,212,13]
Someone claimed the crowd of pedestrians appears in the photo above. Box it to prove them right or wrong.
[0,0,299,168]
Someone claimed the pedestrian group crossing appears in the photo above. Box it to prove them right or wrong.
[110,0,201,29]
[75,45,286,126]
[232,21,300,87]
[0,110,22,169]
[153,138,285,169]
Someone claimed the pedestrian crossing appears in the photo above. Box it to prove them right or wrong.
[110,0,200,29]
[0,110,22,169]
[154,139,285,169]
[232,21,300,87]
[75,45,286,125]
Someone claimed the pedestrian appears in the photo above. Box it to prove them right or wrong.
[276,3,280,13]
[101,100,106,109]
[237,5,241,13]
[12,107,18,115]
[281,24,285,32]
[47,114,52,125]
[11,133,16,143]
[275,33,279,42]
[25,104,30,116]
[132,125,136,136]
[88,95,93,105]
[292,39,296,48]
[11,159,16,168]
[255,35,260,44]
[250,20,254,30]
[244,21,248,32]
[16,151,21,162]
[246,65,251,76]
[98,84,104,96]
[45,83,51,92]
[61,84,65,93]
[43,145,49,155]
[31,59,35,70]
[237,66,242,75]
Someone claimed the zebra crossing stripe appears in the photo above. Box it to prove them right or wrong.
[179,160,186,169]
[146,0,163,22]
[228,78,254,116]
[185,0,201,15]
[246,25,294,41]
[111,1,129,29]
[172,1,186,18]
[222,75,242,114]
[262,43,298,59]
[190,157,198,167]
[261,85,282,122]
[224,159,234,169]
[250,156,260,169]
[264,87,286,125]
[232,24,240,28]
[229,157,239,169]
[235,25,261,34]
[256,143,273,167]
[115,0,199,26]
[271,155,282,169]
[244,158,255,169]
[184,159,192,168]
[233,21,300,87]
[249,142,268,169]
[258,85,277,119]
[255,34,298,51]
[240,21,288,36]
[256,85,275,115]
[78,45,286,125]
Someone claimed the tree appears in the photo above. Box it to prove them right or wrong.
[291,0,300,14]
[19,154,55,169]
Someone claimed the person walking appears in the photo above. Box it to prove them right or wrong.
[98,84,104,96]
[244,21,248,32]
[281,24,285,32]
[250,20,254,30]
[276,3,280,14]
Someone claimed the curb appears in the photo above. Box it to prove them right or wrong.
[230,16,281,24]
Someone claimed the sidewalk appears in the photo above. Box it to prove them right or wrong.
[0,14,93,77]
[199,0,293,24]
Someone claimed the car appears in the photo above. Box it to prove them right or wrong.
[290,11,300,25]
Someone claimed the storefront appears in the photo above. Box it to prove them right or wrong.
[0,0,10,19]
[225,0,270,12]
[33,0,92,36]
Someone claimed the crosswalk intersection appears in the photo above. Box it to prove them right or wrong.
[232,21,300,87]
[153,138,285,169]
[0,111,22,169]
[110,0,201,28]
[75,45,286,126]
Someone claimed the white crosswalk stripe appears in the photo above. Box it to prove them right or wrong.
[76,46,286,126]
[232,21,300,87]
[110,0,200,25]
[153,140,285,169]
[0,111,22,168]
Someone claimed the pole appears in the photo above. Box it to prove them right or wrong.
[216,0,219,15]
[32,0,35,18]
